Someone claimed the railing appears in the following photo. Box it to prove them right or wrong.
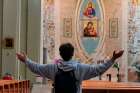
[82,80,140,93]
[82,80,140,89]
[0,80,30,93]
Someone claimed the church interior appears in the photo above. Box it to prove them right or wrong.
[1,0,140,93]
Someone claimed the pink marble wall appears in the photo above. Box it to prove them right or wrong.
[43,0,125,81]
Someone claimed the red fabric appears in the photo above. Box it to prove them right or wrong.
[2,76,13,80]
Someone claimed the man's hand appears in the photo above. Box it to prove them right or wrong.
[16,52,27,63]
[112,50,124,61]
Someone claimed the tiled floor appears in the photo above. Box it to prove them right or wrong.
[31,84,52,93]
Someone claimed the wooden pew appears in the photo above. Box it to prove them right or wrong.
[0,80,30,93]
[82,80,140,93]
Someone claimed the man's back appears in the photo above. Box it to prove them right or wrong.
[53,68,77,93]
[16,43,124,93]
[25,59,114,93]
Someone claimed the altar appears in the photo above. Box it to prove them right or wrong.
[82,80,140,93]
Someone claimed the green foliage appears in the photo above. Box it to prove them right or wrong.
[113,63,119,69]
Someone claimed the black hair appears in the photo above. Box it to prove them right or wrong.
[59,43,74,61]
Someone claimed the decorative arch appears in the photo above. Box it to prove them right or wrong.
[74,0,106,63]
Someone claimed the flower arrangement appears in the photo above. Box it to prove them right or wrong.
[113,63,120,82]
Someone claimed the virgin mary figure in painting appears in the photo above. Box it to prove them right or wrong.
[84,21,97,37]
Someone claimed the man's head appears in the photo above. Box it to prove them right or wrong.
[59,43,74,61]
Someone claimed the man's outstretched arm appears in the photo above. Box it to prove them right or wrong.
[16,53,56,79]
[78,50,124,80]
